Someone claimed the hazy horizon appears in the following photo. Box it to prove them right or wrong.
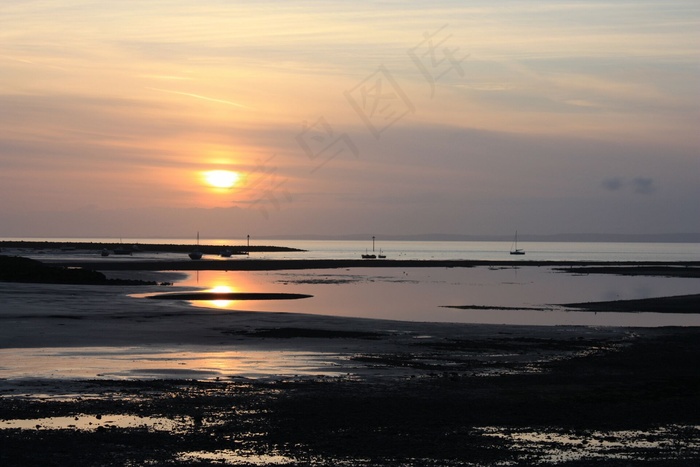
[2,1,698,239]
[2,232,699,245]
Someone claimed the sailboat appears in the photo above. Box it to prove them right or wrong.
[362,236,377,259]
[189,232,203,260]
[510,231,525,255]
[113,238,132,255]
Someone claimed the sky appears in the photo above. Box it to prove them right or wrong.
[1,0,699,239]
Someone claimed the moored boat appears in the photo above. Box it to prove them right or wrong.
[189,232,203,260]
[362,236,378,259]
[510,231,525,255]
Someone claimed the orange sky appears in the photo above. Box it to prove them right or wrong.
[1,1,698,237]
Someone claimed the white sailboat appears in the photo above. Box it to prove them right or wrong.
[510,230,525,255]
[189,232,203,260]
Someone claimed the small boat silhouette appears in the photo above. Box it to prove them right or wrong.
[362,236,377,259]
[510,230,525,255]
[189,232,203,260]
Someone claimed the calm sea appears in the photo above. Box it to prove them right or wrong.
[253,240,700,262]
[3,237,699,262]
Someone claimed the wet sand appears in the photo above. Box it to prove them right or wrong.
[1,261,699,465]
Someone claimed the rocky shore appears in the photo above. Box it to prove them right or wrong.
[2,326,699,466]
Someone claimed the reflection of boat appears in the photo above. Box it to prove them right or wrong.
[189,232,203,260]
[510,231,525,255]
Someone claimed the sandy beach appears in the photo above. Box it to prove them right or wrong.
[1,257,699,465]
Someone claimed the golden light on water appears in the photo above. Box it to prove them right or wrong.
[203,170,240,189]
[207,284,236,308]
[178,272,268,311]
[209,285,235,308]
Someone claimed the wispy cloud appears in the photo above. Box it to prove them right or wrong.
[601,177,658,195]
[632,177,657,195]
[146,88,249,109]
[139,74,194,81]
[602,177,624,192]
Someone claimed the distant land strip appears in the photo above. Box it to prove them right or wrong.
[0,255,156,285]
[0,240,303,255]
[553,266,700,278]
[44,259,700,275]
[562,294,700,314]
[445,294,700,314]
[146,292,313,301]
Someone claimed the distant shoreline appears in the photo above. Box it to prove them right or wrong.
[0,240,303,255]
[2,233,700,243]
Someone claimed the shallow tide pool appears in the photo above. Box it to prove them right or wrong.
[174,267,700,326]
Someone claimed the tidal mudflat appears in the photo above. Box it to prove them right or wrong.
[1,259,699,465]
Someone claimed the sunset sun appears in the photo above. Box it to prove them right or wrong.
[203,170,239,189]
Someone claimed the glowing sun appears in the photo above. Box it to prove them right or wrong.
[203,170,239,189]
[208,285,235,308]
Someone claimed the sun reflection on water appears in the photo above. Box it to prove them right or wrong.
[182,271,267,310]
[207,284,236,308]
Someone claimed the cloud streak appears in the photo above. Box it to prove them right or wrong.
[601,177,658,195]
[632,177,657,195]
[146,88,249,109]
